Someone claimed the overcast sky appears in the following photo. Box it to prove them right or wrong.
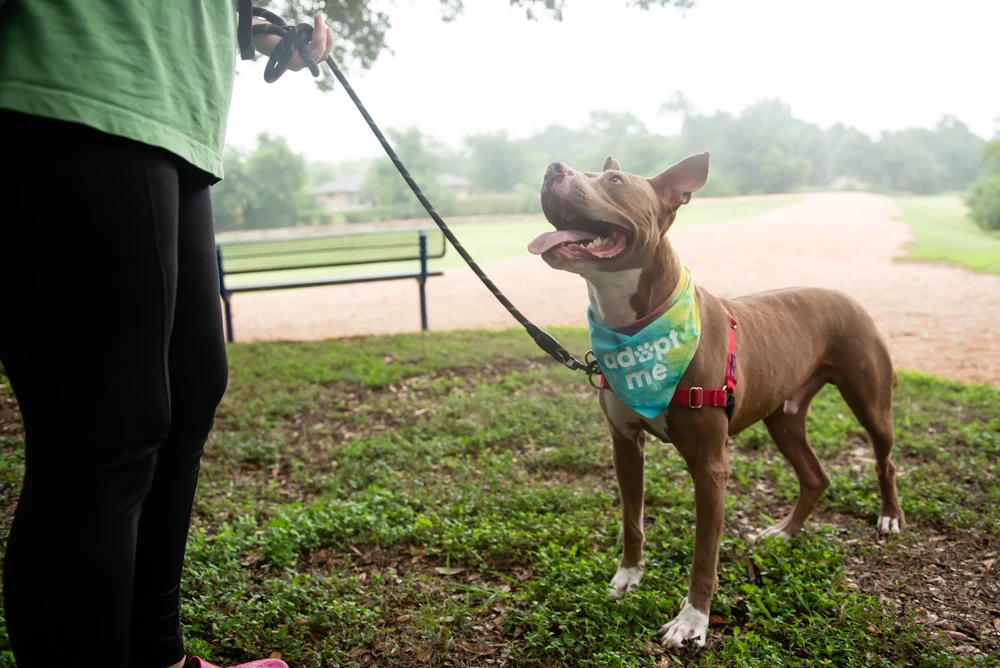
[225,0,1000,164]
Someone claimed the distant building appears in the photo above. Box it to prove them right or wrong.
[310,173,367,212]
[311,173,472,212]
[437,173,472,200]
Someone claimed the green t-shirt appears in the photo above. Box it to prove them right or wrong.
[0,1,237,178]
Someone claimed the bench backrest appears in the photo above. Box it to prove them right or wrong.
[217,227,447,275]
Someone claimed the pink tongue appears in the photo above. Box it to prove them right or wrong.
[528,229,599,255]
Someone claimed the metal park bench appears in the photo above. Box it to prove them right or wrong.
[216,227,446,342]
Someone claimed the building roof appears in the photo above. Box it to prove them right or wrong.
[311,173,366,195]
[437,173,471,188]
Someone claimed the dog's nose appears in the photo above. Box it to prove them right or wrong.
[546,162,573,177]
[544,162,574,188]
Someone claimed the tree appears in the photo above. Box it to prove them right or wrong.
[465,131,529,193]
[362,127,452,208]
[211,133,308,230]
[212,147,256,230]
[660,90,695,118]
[892,117,983,191]
[870,132,948,195]
[828,124,879,186]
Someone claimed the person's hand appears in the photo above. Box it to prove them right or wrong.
[251,13,334,71]
[286,14,334,71]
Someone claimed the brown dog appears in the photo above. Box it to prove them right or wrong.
[529,153,903,647]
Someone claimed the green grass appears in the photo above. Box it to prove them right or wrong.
[222,197,801,288]
[1,328,997,666]
[896,194,1000,275]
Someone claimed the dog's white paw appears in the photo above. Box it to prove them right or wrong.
[877,515,901,535]
[608,566,643,599]
[659,598,709,647]
[758,524,793,541]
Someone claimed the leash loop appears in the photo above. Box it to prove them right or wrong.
[247,6,596,376]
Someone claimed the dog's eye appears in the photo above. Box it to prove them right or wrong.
[608,175,623,184]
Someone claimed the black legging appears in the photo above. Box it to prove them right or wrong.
[0,111,228,668]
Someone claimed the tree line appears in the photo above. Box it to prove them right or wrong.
[212,98,992,231]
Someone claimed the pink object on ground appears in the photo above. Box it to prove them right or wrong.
[190,658,289,668]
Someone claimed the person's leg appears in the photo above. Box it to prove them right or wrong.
[0,111,180,668]
[129,181,228,668]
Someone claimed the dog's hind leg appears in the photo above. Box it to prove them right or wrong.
[835,358,903,536]
[760,369,830,540]
[601,392,647,599]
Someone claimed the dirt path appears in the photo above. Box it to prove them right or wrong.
[229,192,1000,386]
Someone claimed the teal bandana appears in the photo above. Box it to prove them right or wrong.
[588,267,701,419]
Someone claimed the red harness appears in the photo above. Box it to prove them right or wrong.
[597,311,738,418]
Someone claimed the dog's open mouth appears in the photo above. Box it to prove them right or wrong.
[527,220,629,260]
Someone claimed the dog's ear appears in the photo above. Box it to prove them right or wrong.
[603,156,621,172]
[648,152,710,208]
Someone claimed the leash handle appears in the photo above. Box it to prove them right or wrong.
[250,7,598,376]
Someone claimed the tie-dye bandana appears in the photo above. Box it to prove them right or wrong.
[588,267,701,419]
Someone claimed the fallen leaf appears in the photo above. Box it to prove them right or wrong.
[866,625,881,636]
[348,647,367,657]
[349,545,364,557]
[984,558,995,570]
[269,652,282,660]
[993,618,1000,632]
[458,641,495,656]
[358,572,367,583]
[512,626,524,638]
[434,566,465,576]
[396,614,411,623]
[415,647,434,662]
[948,630,969,642]
[709,615,731,625]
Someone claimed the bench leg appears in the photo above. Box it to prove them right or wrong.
[418,278,428,331]
[223,294,234,343]
[418,231,429,331]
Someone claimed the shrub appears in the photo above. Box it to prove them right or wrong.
[965,171,1000,231]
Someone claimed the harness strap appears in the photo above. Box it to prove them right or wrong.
[598,311,738,419]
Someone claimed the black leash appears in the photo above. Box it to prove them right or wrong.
[241,5,600,377]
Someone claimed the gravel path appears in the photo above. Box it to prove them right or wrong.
[227,192,1000,386]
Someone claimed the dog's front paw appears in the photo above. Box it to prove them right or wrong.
[608,565,643,599]
[877,515,901,536]
[659,598,708,647]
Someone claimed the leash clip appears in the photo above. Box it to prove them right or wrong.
[584,350,603,390]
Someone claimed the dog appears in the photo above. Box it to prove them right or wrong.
[529,153,903,647]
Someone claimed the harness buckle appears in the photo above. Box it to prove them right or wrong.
[688,387,704,409]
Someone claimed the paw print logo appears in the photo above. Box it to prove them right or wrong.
[636,342,655,363]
